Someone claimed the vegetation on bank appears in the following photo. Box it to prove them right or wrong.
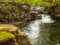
[0,2,60,22]
[0,0,60,22]
[0,0,60,6]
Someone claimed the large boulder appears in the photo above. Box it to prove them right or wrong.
[16,32,32,45]
[0,31,32,45]
[0,24,32,45]
[0,24,20,34]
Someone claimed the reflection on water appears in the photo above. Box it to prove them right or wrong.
[21,14,60,45]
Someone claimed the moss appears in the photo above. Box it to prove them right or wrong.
[0,31,15,42]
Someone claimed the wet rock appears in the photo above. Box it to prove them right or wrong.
[33,6,45,14]
[16,32,32,45]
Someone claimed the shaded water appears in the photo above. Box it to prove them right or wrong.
[21,14,57,45]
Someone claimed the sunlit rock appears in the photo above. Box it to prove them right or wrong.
[0,24,20,34]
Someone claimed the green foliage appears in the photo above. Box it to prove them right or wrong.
[18,0,47,6]
[0,2,20,16]
[1,0,60,6]
[0,2,12,14]
[10,0,60,6]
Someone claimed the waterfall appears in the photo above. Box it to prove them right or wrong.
[41,14,55,23]
[22,14,55,45]
[22,20,41,45]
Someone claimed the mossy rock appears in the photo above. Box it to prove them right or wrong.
[0,31,15,43]
[0,24,20,32]
[0,31,32,45]
[0,24,32,45]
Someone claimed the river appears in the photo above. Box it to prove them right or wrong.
[21,14,60,45]
[11,14,60,45]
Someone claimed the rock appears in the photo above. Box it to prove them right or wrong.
[16,32,32,45]
[54,7,60,19]
[0,31,32,45]
[0,24,20,35]
[47,4,60,19]
[33,6,45,14]
[30,11,39,19]
[19,2,30,13]
[0,24,32,45]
